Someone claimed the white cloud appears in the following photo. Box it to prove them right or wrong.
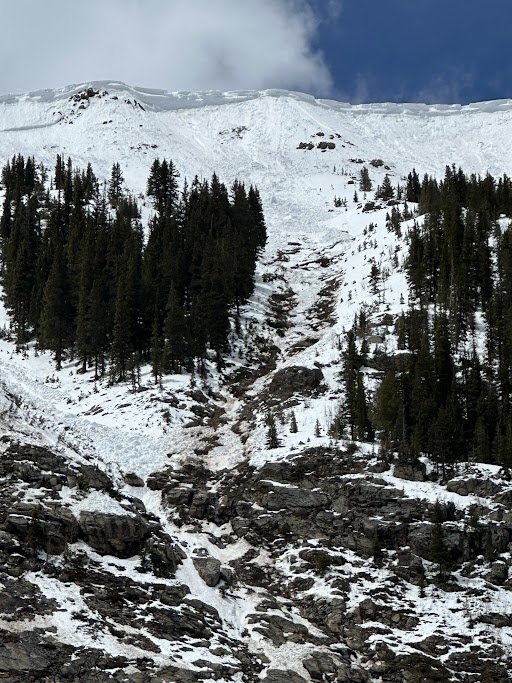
[0,0,334,95]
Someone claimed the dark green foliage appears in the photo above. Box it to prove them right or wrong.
[338,330,374,442]
[359,166,372,192]
[108,162,124,207]
[289,411,298,433]
[372,370,402,447]
[371,166,512,470]
[0,155,266,379]
[375,174,394,200]
[406,169,421,203]
[314,419,321,437]
[266,413,280,449]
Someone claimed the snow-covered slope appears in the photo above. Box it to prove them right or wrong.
[2,80,512,247]
[1,83,512,683]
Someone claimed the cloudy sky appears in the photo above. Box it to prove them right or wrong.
[0,0,509,103]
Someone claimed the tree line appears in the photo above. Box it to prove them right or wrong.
[0,154,266,383]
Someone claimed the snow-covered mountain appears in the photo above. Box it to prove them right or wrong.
[0,82,512,683]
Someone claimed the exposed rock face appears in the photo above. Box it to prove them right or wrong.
[78,511,149,558]
[268,366,325,399]
[447,476,502,497]
[6,504,79,554]
[1,440,512,682]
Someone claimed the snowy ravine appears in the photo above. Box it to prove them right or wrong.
[0,82,511,683]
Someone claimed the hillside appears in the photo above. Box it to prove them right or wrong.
[0,82,511,683]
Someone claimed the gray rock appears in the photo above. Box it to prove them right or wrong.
[303,652,339,680]
[268,366,325,400]
[394,461,427,482]
[124,472,144,487]
[143,537,185,577]
[193,556,221,586]
[447,477,502,498]
[78,511,148,558]
[0,639,50,673]
[262,670,308,683]
[486,561,508,586]
[259,482,329,510]
[158,584,191,606]
[251,614,309,647]
[6,505,78,555]
[188,490,218,520]
[75,465,112,490]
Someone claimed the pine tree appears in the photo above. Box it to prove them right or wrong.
[150,317,164,386]
[376,174,394,200]
[359,166,372,192]
[406,169,421,203]
[163,284,188,373]
[314,419,321,437]
[266,414,280,449]
[289,411,298,433]
[372,370,401,446]
[39,245,73,370]
[108,162,124,207]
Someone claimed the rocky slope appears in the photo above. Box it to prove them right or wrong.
[0,83,511,682]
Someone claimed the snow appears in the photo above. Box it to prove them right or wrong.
[0,81,511,678]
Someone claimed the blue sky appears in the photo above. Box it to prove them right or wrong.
[0,0,509,104]
[315,0,512,103]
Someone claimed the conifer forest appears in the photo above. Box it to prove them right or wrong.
[0,155,266,382]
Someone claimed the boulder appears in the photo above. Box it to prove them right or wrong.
[6,505,78,555]
[143,537,185,577]
[394,461,427,482]
[268,366,325,400]
[261,483,329,511]
[78,511,149,558]
[193,556,221,587]
[0,637,51,674]
[486,561,509,586]
[124,472,144,487]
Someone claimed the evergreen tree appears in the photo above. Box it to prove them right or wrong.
[376,174,394,200]
[266,414,280,449]
[108,162,124,207]
[359,166,372,192]
[39,244,73,370]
